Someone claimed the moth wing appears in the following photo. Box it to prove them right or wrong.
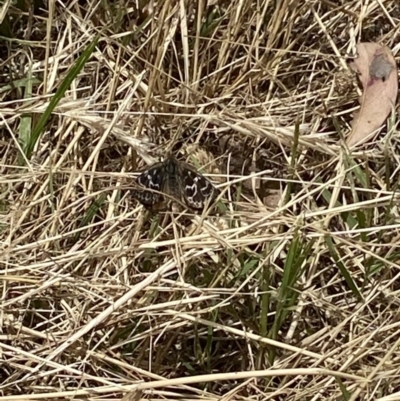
[179,163,219,210]
[132,162,166,207]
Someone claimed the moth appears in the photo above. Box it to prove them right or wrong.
[132,155,219,210]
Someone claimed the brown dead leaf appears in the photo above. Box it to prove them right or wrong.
[346,42,398,148]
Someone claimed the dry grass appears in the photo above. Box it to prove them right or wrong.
[0,0,400,400]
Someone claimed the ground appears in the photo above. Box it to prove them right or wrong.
[0,1,400,400]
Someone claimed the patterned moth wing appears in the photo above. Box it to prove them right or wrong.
[161,157,182,201]
[132,156,219,211]
[132,161,166,208]
[178,161,219,210]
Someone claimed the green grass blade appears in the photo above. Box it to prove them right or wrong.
[0,77,41,94]
[18,65,34,165]
[25,35,99,158]
[317,177,358,228]
[336,377,352,400]
[268,231,315,361]
[325,235,362,300]
[74,193,106,242]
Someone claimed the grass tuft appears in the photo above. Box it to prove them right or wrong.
[0,1,400,400]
